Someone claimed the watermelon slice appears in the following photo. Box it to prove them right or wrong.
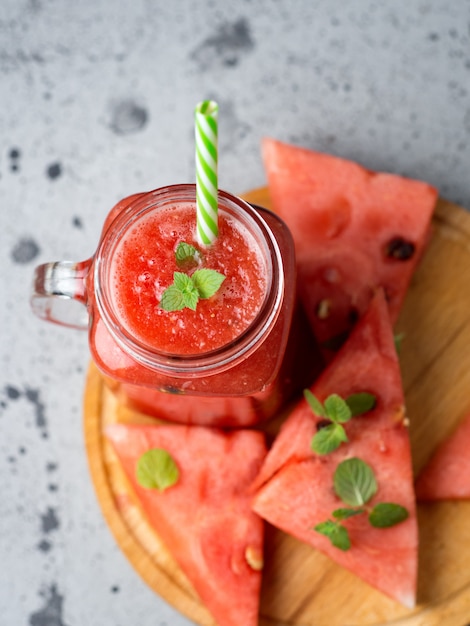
[251,291,418,608]
[262,137,438,356]
[415,411,470,500]
[106,423,266,626]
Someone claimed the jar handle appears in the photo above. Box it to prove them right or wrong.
[30,260,92,330]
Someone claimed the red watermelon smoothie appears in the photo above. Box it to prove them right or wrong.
[112,205,267,356]
[87,185,319,426]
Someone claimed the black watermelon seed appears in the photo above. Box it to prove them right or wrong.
[384,238,415,261]
[348,308,359,325]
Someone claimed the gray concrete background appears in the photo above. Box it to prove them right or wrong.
[1,1,469,625]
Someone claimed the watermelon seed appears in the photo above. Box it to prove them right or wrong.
[245,545,264,571]
[316,299,331,319]
[316,419,332,431]
[348,308,359,325]
[384,238,415,261]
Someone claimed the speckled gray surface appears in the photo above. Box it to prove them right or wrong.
[1,1,470,625]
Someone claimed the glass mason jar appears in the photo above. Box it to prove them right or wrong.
[31,185,318,427]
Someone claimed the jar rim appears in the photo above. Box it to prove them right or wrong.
[94,184,285,376]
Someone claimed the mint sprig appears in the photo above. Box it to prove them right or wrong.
[305,391,350,455]
[161,272,199,311]
[160,242,226,312]
[136,448,180,492]
[314,458,409,550]
[160,269,225,311]
[305,391,376,455]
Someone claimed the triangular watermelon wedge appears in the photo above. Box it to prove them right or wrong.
[262,137,437,356]
[415,412,470,500]
[251,291,418,608]
[106,423,266,626]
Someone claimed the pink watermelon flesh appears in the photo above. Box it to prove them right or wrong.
[106,423,266,626]
[262,138,437,356]
[415,412,470,500]
[251,291,418,608]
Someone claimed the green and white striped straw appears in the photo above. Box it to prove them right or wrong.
[195,100,219,246]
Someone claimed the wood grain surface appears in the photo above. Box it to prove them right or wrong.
[84,188,470,626]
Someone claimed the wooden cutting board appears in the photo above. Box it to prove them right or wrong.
[84,188,470,626]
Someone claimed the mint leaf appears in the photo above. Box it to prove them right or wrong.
[192,268,225,299]
[304,389,326,417]
[314,520,351,551]
[332,507,365,520]
[136,448,180,492]
[182,289,199,311]
[369,502,409,528]
[160,272,199,311]
[175,241,200,270]
[160,263,225,311]
[160,284,186,311]
[176,241,198,263]
[173,271,195,293]
[311,423,348,455]
[324,394,352,424]
[333,458,377,507]
[345,392,376,417]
